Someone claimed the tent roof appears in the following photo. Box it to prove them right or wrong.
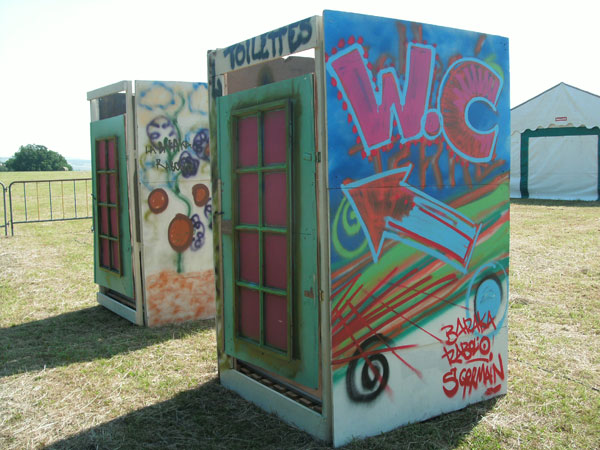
[511,82,600,134]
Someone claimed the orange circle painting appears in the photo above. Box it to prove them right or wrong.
[192,183,210,207]
[148,188,169,214]
[168,214,194,252]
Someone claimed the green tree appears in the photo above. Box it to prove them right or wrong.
[4,144,73,171]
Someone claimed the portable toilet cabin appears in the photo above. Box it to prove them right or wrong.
[87,80,215,326]
[208,11,510,446]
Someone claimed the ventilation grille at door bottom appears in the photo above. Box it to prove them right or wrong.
[106,289,136,310]
[237,362,322,414]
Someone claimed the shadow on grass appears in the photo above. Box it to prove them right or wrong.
[0,305,214,378]
[510,198,600,207]
[45,377,499,450]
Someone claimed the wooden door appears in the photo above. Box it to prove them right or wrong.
[218,75,319,389]
[91,115,135,303]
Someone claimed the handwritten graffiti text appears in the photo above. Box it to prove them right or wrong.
[154,154,198,177]
[442,354,504,398]
[441,313,504,398]
[441,313,497,345]
[146,139,193,154]
[223,18,313,71]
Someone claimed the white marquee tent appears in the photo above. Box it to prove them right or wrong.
[511,82,600,200]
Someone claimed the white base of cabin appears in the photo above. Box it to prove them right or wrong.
[220,369,330,443]
[97,292,138,325]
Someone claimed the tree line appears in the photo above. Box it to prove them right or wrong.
[0,144,72,172]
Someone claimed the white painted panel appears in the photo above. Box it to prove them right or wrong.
[333,326,508,447]
[135,81,215,326]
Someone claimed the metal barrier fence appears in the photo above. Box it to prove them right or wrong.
[5,178,92,236]
[0,182,7,236]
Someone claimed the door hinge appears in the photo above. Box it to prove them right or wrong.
[316,152,322,163]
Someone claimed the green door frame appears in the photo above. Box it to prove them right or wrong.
[217,75,320,389]
[519,126,600,199]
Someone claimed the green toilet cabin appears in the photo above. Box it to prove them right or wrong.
[208,10,509,446]
[87,80,215,326]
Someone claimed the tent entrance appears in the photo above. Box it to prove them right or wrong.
[519,127,600,200]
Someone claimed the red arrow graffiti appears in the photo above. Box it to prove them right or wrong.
[341,164,480,272]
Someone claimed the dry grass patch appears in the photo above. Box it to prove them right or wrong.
[505,199,600,449]
[1,198,599,449]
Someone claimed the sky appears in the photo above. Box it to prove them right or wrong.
[1,0,598,160]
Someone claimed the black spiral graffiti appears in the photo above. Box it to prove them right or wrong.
[346,334,390,403]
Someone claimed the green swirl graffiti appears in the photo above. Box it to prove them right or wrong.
[332,196,368,259]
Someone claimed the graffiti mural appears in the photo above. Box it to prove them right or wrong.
[136,81,215,326]
[340,163,481,271]
[324,11,509,443]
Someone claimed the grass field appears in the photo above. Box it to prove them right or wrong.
[0,171,92,230]
[0,173,598,448]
